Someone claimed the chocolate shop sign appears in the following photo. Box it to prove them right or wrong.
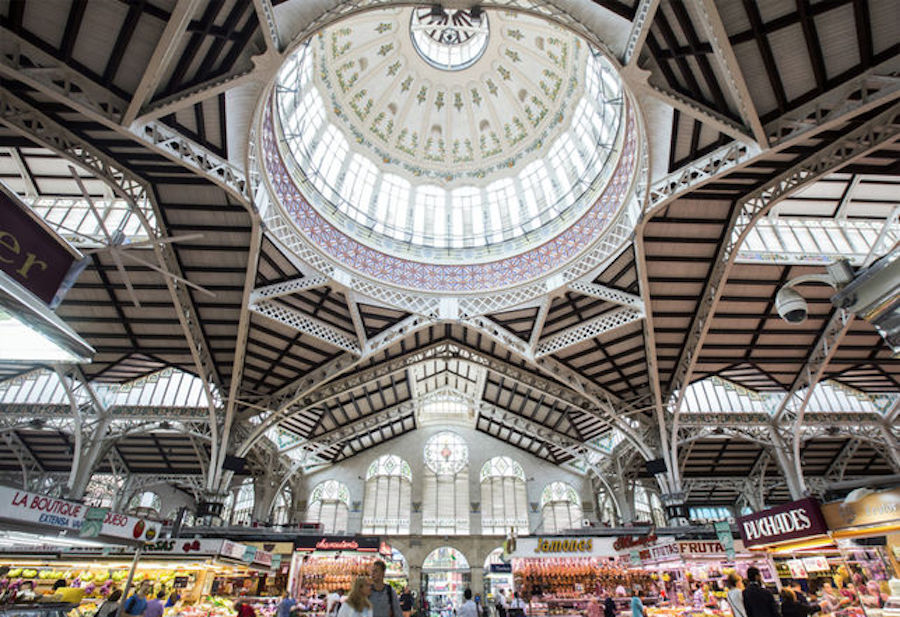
[737,498,828,549]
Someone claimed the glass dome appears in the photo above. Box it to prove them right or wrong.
[273,7,626,265]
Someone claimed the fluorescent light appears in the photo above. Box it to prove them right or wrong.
[0,309,81,362]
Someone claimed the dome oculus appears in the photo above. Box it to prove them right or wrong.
[410,7,490,71]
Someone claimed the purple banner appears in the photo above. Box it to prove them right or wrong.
[0,188,76,304]
[737,497,828,548]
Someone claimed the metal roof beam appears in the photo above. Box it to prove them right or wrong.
[251,276,331,302]
[122,0,204,126]
[567,281,644,311]
[250,299,362,355]
[691,0,768,146]
[643,84,755,144]
[622,0,660,66]
[535,307,644,358]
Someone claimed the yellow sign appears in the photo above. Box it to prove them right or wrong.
[822,489,900,531]
[534,538,593,553]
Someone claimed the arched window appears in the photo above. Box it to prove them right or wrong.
[423,546,470,571]
[540,482,582,533]
[272,491,292,526]
[689,505,735,523]
[226,478,254,526]
[423,432,469,535]
[127,491,161,515]
[634,486,666,527]
[598,493,617,526]
[363,455,412,534]
[85,475,123,509]
[480,456,528,535]
[307,480,350,533]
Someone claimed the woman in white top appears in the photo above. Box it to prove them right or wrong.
[725,573,747,617]
[338,576,373,617]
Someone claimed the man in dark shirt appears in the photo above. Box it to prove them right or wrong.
[742,567,780,617]
[399,588,413,617]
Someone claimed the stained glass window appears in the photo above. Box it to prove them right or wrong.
[480,457,529,535]
[307,480,350,533]
[363,455,412,534]
[540,481,582,533]
[423,432,469,535]
[424,432,468,475]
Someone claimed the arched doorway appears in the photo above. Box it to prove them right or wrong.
[482,547,512,607]
[422,547,469,617]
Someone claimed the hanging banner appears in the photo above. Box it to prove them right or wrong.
[737,497,828,548]
[0,486,159,544]
[294,535,381,552]
[0,185,78,304]
[714,521,736,560]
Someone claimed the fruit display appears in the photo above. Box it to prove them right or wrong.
[512,558,653,598]
[0,565,197,599]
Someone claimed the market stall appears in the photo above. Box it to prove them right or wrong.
[0,486,161,617]
[622,536,773,615]
[738,496,871,617]
[288,535,398,605]
[821,488,900,616]
[421,546,469,617]
[507,535,648,617]
[0,538,276,617]
[483,548,512,608]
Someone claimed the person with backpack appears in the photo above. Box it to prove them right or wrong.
[370,561,402,617]
[123,581,152,617]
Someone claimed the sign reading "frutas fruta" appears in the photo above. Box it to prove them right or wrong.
[737,497,828,549]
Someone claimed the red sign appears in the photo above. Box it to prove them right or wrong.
[0,186,77,304]
[614,533,657,551]
[317,538,358,551]
[294,536,380,552]
[737,497,828,548]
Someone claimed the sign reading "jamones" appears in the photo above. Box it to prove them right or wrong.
[534,538,593,553]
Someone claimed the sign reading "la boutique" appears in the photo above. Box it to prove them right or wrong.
[737,497,828,549]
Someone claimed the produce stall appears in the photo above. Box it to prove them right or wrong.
[0,539,276,617]
[622,537,773,610]
[821,489,900,617]
[738,496,878,617]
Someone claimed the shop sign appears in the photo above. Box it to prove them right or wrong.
[787,559,808,578]
[173,577,189,589]
[821,489,900,531]
[643,541,679,561]
[379,541,392,556]
[629,549,641,565]
[714,521,736,560]
[535,537,594,554]
[294,535,381,552]
[737,497,828,548]
[801,556,829,572]
[613,534,657,552]
[0,185,78,305]
[490,564,512,574]
[510,536,616,558]
[221,539,249,561]
[252,550,274,568]
[0,486,160,544]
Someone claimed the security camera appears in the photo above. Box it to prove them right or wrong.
[775,287,808,323]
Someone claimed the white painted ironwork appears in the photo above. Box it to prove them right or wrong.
[567,281,644,311]
[535,307,643,357]
[622,0,660,66]
[250,299,362,355]
[251,276,331,302]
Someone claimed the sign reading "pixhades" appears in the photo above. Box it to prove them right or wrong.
[737,497,828,548]
[0,185,77,304]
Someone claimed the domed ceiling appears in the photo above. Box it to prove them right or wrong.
[261,6,643,300]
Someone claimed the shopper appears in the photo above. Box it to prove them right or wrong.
[96,590,123,617]
[726,573,747,617]
[123,581,152,617]
[603,592,616,617]
[630,589,646,617]
[508,592,527,617]
[742,567,780,617]
[586,596,601,617]
[458,590,478,617]
[327,589,344,616]
[237,600,257,617]
[400,588,413,617]
[144,591,165,617]
[370,561,402,617]
[779,589,820,617]
[277,593,298,617]
[338,577,373,617]
[496,590,508,617]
